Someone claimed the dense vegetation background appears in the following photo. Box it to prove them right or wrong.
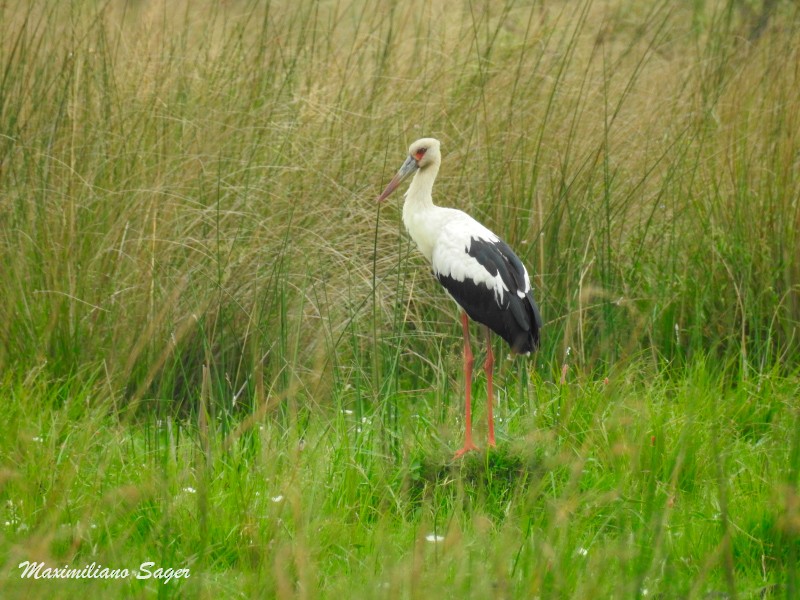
[1,0,798,597]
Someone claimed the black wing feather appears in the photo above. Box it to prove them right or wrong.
[436,236,542,354]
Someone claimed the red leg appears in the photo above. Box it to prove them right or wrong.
[484,326,496,448]
[454,312,478,458]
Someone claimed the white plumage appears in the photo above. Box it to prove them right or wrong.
[433,225,509,304]
[377,137,542,457]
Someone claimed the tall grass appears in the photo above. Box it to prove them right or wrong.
[1,0,799,597]
[1,0,799,402]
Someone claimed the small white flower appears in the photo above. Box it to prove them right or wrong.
[271,495,284,503]
[32,436,43,443]
[342,409,354,415]
[577,547,588,556]
[183,487,197,494]
[425,534,445,543]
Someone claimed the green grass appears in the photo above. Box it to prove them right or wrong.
[1,0,799,597]
[2,364,798,597]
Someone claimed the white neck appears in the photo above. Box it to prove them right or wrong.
[402,162,444,262]
[404,162,440,210]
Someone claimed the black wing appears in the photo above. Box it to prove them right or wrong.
[435,235,542,354]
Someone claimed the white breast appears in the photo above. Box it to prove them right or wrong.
[404,204,509,302]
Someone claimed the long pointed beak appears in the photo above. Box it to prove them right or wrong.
[377,155,418,202]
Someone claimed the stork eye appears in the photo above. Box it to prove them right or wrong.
[415,148,428,160]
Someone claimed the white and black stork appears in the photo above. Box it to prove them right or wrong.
[377,137,542,457]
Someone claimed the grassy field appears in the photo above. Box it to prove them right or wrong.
[1,0,799,597]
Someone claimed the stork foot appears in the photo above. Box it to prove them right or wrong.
[453,441,479,459]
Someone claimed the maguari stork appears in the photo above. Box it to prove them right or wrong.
[377,138,542,458]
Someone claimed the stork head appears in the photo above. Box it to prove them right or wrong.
[377,138,441,202]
